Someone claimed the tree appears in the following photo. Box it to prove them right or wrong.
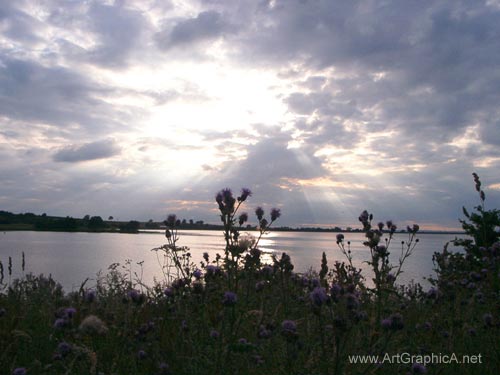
[88,216,105,230]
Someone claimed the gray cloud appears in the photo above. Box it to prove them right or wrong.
[53,139,121,163]
[156,10,236,50]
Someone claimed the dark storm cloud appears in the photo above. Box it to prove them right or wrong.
[53,139,121,163]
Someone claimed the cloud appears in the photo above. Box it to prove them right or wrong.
[53,139,121,163]
[156,10,235,50]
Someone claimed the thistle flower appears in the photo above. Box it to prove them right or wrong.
[137,350,147,360]
[238,188,252,202]
[310,287,328,307]
[64,307,77,319]
[238,212,249,226]
[12,369,27,375]
[336,233,344,243]
[411,363,427,374]
[255,207,264,220]
[203,252,209,262]
[281,320,297,333]
[53,318,67,329]
[483,313,493,326]
[270,208,281,221]
[84,289,96,303]
[222,291,237,306]
[210,329,220,339]
[79,315,108,335]
[193,269,202,280]
[57,341,72,357]
[165,214,177,228]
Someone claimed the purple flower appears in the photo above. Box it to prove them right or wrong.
[164,287,174,297]
[331,283,342,296]
[381,318,392,330]
[222,291,238,306]
[205,265,221,277]
[238,188,252,202]
[0,307,6,317]
[255,281,266,292]
[84,290,96,303]
[345,293,360,310]
[165,214,177,228]
[483,313,493,326]
[310,287,329,307]
[203,252,209,262]
[57,341,72,357]
[238,213,249,226]
[238,338,248,345]
[193,269,202,280]
[426,287,438,299]
[411,363,427,374]
[137,350,147,360]
[12,369,27,375]
[336,233,344,243]
[270,208,281,221]
[54,318,67,329]
[64,307,77,319]
[281,320,297,333]
[255,207,264,221]
[210,329,220,339]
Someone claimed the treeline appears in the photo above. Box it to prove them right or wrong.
[0,211,139,233]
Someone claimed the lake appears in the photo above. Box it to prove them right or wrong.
[0,230,465,291]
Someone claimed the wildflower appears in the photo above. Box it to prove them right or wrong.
[164,287,174,298]
[381,318,392,330]
[0,308,6,317]
[330,283,342,296]
[238,212,249,226]
[181,319,189,332]
[336,233,344,243]
[468,328,477,336]
[53,318,67,329]
[411,363,427,374]
[64,307,77,319]
[159,362,170,375]
[345,293,360,310]
[137,350,147,360]
[258,326,271,339]
[57,341,72,357]
[483,313,493,326]
[127,289,145,305]
[222,291,237,306]
[165,214,177,228]
[281,320,297,340]
[426,287,438,299]
[270,208,281,221]
[381,313,404,330]
[210,329,220,339]
[238,338,248,345]
[79,315,108,335]
[205,265,221,277]
[310,287,328,307]
[386,273,396,284]
[255,207,264,220]
[203,252,209,262]
[84,289,96,303]
[193,269,202,279]
[260,265,273,277]
[12,369,27,375]
[238,188,252,202]
[255,281,266,292]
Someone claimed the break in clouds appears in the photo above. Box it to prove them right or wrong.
[1,0,500,229]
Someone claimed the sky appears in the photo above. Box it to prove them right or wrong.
[1,0,500,230]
